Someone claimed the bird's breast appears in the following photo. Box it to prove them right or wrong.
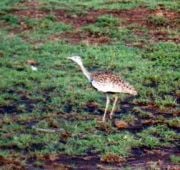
[91,80,124,93]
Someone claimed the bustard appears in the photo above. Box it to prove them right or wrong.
[68,56,137,122]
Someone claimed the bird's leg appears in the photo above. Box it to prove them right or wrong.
[102,94,110,122]
[110,95,118,119]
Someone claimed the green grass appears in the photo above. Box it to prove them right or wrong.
[138,125,178,148]
[0,0,21,10]
[170,155,180,164]
[0,14,20,26]
[141,0,180,11]
[38,0,180,11]
[21,17,72,42]
[83,15,136,43]
[64,131,141,156]
[0,0,179,168]
[148,15,169,26]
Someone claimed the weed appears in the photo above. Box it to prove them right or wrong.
[1,14,20,26]
[121,113,137,125]
[22,17,72,41]
[167,117,180,129]
[148,15,169,26]
[96,15,119,27]
[133,107,153,119]
[170,155,180,164]
[141,0,179,11]
[139,134,161,148]
[0,150,10,158]
[13,134,33,149]
[138,125,177,148]
[0,0,21,10]
[65,132,141,156]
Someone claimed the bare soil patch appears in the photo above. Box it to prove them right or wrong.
[14,9,47,19]
[12,2,180,45]
[0,105,18,114]
[129,147,180,169]
[33,147,179,170]
[110,7,180,44]
[0,156,26,170]
[15,0,42,9]
[111,7,179,28]
[54,10,108,28]
[49,30,111,45]
[12,0,47,19]
[54,7,179,45]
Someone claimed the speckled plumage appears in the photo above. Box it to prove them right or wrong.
[91,72,137,95]
[69,56,137,122]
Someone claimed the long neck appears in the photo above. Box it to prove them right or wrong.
[78,62,91,81]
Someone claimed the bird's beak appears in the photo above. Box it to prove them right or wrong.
[67,57,72,60]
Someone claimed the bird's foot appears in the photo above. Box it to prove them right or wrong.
[109,113,113,119]
[102,117,106,122]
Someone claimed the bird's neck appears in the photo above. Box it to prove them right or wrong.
[78,63,91,81]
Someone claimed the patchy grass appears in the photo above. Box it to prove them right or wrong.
[170,155,180,164]
[0,14,20,26]
[95,14,119,27]
[148,15,169,26]
[141,0,180,11]
[0,0,21,10]
[82,15,135,43]
[38,0,180,11]
[0,0,179,169]
[22,17,72,42]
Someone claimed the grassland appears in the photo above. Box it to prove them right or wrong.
[0,0,179,169]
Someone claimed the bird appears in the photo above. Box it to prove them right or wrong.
[68,56,137,122]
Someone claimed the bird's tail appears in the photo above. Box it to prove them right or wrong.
[124,82,138,96]
[128,85,138,96]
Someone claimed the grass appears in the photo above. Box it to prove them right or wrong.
[21,17,72,42]
[83,15,136,43]
[1,14,20,26]
[0,0,179,169]
[64,131,141,156]
[0,0,21,10]
[170,155,180,164]
[148,15,169,26]
[37,0,180,11]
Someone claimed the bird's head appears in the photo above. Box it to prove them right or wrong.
[68,56,82,66]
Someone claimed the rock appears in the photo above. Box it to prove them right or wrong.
[27,59,38,66]
[101,153,126,163]
[114,120,129,129]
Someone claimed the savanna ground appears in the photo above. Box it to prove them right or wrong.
[0,0,180,169]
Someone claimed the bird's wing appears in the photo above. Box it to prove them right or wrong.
[91,72,136,94]
[91,79,123,93]
[91,72,124,93]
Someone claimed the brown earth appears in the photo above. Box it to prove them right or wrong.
[0,96,179,170]
[14,9,47,19]
[29,147,179,169]
[53,7,179,45]
[11,1,180,45]
[49,31,111,45]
